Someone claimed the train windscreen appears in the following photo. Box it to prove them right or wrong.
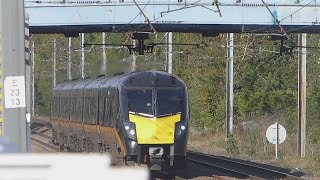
[127,89,153,116]
[127,88,182,117]
[156,89,181,117]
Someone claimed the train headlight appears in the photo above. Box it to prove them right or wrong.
[176,129,182,136]
[175,121,188,139]
[123,121,137,141]
[129,129,135,135]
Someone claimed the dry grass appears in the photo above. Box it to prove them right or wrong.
[187,114,320,178]
[187,129,227,156]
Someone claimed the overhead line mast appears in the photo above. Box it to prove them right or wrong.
[226,33,234,138]
[0,0,27,152]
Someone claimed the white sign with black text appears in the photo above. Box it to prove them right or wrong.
[4,76,26,108]
[266,122,287,160]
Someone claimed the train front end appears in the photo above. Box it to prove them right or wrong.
[119,71,189,171]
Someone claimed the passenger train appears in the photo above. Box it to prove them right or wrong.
[51,71,189,173]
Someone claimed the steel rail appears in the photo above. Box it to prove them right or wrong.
[156,171,187,180]
[187,151,303,180]
[31,137,62,152]
[33,131,52,140]
[187,157,264,180]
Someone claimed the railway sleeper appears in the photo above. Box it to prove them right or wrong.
[74,139,81,152]
[67,133,76,151]
[97,142,105,153]
[59,134,69,151]
[81,137,87,151]
[51,130,59,145]
[87,142,96,152]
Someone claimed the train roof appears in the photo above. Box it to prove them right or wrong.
[53,71,186,92]
[61,80,78,90]
[69,77,95,90]
[84,75,110,89]
[117,71,186,88]
[52,81,67,91]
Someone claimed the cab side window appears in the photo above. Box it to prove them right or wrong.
[75,91,83,122]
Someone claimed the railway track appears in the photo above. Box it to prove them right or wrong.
[31,137,62,152]
[31,117,61,153]
[30,117,305,179]
[187,151,304,180]
[152,171,188,180]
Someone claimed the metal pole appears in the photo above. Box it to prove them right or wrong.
[81,33,85,79]
[226,33,234,137]
[25,13,31,152]
[68,37,72,80]
[275,122,278,160]
[166,32,173,74]
[0,0,27,152]
[298,33,307,158]
[31,41,35,116]
[101,32,107,74]
[131,39,136,72]
[52,38,56,87]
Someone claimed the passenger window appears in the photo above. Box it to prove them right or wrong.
[86,96,91,124]
[104,96,109,126]
[113,93,119,127]
[100,93,105,125]
[71,96,75,121]
[51,97,55,118]
[64,96,68,119]
[110,93,114,126]
[83,96,88,123]
[109,96,112,119]
[90,93,98,124]
[76,95,82,122]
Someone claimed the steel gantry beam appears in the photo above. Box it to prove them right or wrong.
[25,0,320,34]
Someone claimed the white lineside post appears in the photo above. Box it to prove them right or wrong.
[31,41,35,116]
[131,39,136,72]
[81,33,85,79]
[52,38,56,87]
[275,122,279,160]
[101,32,107,74]
[166,32,173,74]
[226,33,234,138]
[68,37,72,80]
[298,33,307,158]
